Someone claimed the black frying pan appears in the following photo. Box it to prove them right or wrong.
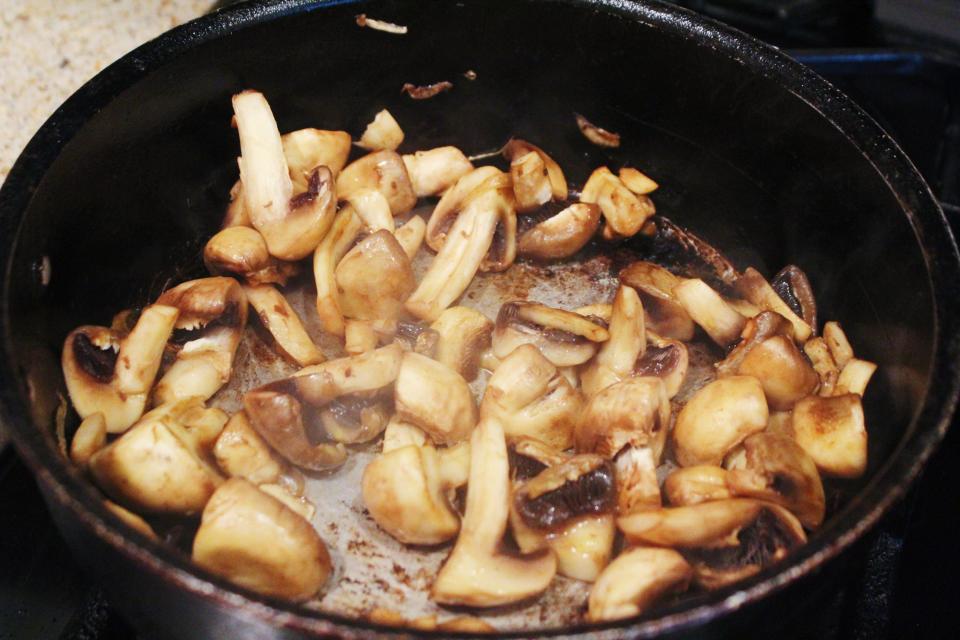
[1,0,958,637]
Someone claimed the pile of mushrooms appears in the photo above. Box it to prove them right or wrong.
[60,89,876,626]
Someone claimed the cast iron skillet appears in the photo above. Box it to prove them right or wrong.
[1,0,958,637]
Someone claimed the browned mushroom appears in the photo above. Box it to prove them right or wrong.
[493,301,609,368]
[357,109,404,151]
[715,311,793,377]
[425,166,502,251]
[581,285,645,397]
[735,268,812,343]
[502,138,568,200]
[791,393,867,478]
[402,146,473,197]
[312,206,364,337]
[337,149,418,215]
[576,377,670,461]
[771,265,817,331]
[736,335,818,411]
[395,351,478,445]
[517,203,601,261]
[619,261,696,341]
[243,283,323,367]
[204,226,298,286]
[663,465,732,506]
[509,151,553,213]
[634,333,689,399]
[581,167,655,238]
[586,547,691,622]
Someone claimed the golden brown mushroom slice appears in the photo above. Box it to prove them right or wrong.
[493,301,609,368]
[213,411,298,488]
[233,91,337,261]
[792,393,867,478]
[357,109,404,151]
[425,166,502,251]
[586,547,691,622]
[402,146,473,197]
[633,333,689,400]
[663,465,732,506]
[619,261,696,341]
[432,416,557,607]
[715,311,793,377]
[337,149,417,216]
[576,377,671,461]
[62,303,179,433]
[193,478,331,601]
[509,151,553,213]
[313,205,364,337]
[204,226,298,286]
[394,352,478,445]
[737,334,818,411]
[429,306,493,381]
[672,278,746,347]
[70,412,107,469]
[735,267,812,343]
[153,277,248,405]
[502,138,568,201]
[581,285,646,397]
[614,445,661,514]
[518,202,601,261]
[243,283,323,367]
[581,167,656,238]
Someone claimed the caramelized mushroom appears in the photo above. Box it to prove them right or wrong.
[337,149,417,215]
[672,278,746,347]
[634,333,689,399]
[493,301,609,367]
[791,393,867,478]
[243,283,323,367]
[429,306,493,381]
[425,166,502,251]
[281,127,352,185]
[510,151,553,213]
[514,454,615,531]
[204,226,298,286]
[735,268,812,343]
[835,358,876,396]
[619,261,695,341]
[402,146,473,197]
[213,411,296,488]
[576,377,670,461]
[358,109,404,151]
[502,139,568,200]
[517,203,601,261]
[615,445,661,514]
[395,352,478,445]
[581,285,645,397]
[737,335,818,411]
[587,548,691,622]
[663,465,732,506]
[618,167,659,195]
[771,265,817,331]
[580,167,655,238]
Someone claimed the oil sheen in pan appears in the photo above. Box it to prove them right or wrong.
[212,211,718,630]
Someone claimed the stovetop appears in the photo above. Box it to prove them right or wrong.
[3,4,960,640]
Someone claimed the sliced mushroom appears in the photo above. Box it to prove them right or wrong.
[312,205,364,337]
[233,91,337,260]
[672,278,746,347]
[393,214,426,260]
[822,321,854,368]
[576,377,670,461]
[344,188,395,233]
[406,173,517,321]
[402,146,473,197]
[335,229,416,336]
[344,319,378,355]
[673,376,768,467]
[771,265,817,331]
[725,432,825,529]
[634,333,688,399]
[395,351,478,445]
[481,344,582,451]
[618,167,659,195]
[715,311,794,377]
[320,394,391,444]
[735,268,812,343]
[62,303,179,433]
[581,285,645,397]
[213,411,294,487]
[804,337,839,396]
[358,109,404,151]
[580,167,655,238]
[70,412,107,469]
[337,149,417,215]
[154,277,248,405]
[281,127,352,185]
[192,478,331,601]
[493,301,609,367]
[89,400,224,515]
[518,203,601,261]
[835,358,876,396]
[791,393,867,478]
[430,306,493,381]
[615,445,661,514]
[509,437,570,479]
[737,335,818,411]
[586,547,691,622]
[510,151,553,213]
[432,417,557,607]
[243,283,323,367]
[663,465,732,506]
[223,179,250,228]
[546,514,617,582]
[425,166,502,251]
[289,342,404,405]
[502,139,567,200]
[619,261,695,341]
[204,226,298,286]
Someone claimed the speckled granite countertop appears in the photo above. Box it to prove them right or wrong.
[0,0,210,183]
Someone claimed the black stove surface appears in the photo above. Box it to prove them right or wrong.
[3,6,960,640]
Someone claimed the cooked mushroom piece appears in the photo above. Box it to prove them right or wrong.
[509,437,570,479]
[281,127,352,185]
[402,146,473,197]
[382,414,429,452]
[258,483,316,521]
[192,478,331,601]
[70,412,107,469]
[429,306,493,381]
[362,441,469,545]
[835,358,877,396]
[62,303,179,433]
[586,547,691,622]
[223,179,250,228]
[432,417,557,607]
[791,393,867,478]
[735,267,812,343]
[715,311,794,377]
[393,214,426,260]
[358,109,404,151]
[213,411,296,488]
[344,319,378,355]
[546,514,617,582]
[518,203,601,261]
[337,149,417,215]
[154,277,248,405]
[804,337,839,396]
[502,139,568,200]
[233,91,337,260]
[425,165,502,251]
[673,376,768,467]
[736,335,819,411]
[618,167,659,195]
[104,500,159,541]
[771,265,817,331]
[493,301,609,368]
[576,377,670,461]
[312,206,364,337]
[510,151,553,213]
[581,285,645,397]
[204,226,298,286]
[394,352,478,445]
[822,321,855,368]
[513,454,616,531]
[344,188,395,232]
[89,399,225,515]
[481,344,582,451]
[634,333,688,399]
[320,394,391,444]
[243,283,323,367]
[580,167,655,238]
[619,261,696,341]
[663,465,732,506]
[615,445,661,514]
[672,278,746,347]
[725,432,826,529]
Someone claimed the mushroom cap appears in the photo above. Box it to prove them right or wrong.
[337,149,417,216]
[576,376,670,460]
[395,352,478,445]
[493,301,608,368]
[791,393,867,478]
[513,454,616,531]
[518,202,601,261]
[430,306,494,381]
[510,151,553,213]
[401,146,473,197]
[587,547,691,622]
[281,127,352,183]
[737,335,818,411]
[633,335,689,399]
[213,410,289,486]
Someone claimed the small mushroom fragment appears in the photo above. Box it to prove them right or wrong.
[518,203,601,261]
[618,167,658,195]
[791,394,867,478]
[502,139,568,200]
[574,113,621,148]
[509,151,553,213]
[586,547,691,622]
[619,261,695,341]
[493,301,609,368]
[715,311,793,377]
[89,399,225,515]
[771,265,817,331]
[673,376,768,467]
[395,352,477,445]
[663,465,732,506]
[634,333,689,399]
[344,188,395,232]
[407,173,517,321]
[401,81,454,100]
[582,285,645,397]
[62,303,179,433]
[725,433,826,529]
[804,337,839,396]
[510,437,569,478]
[402,146,473,197]
[344,319,378,355]
[546,514,617,582]
[233,91,337,260]
[735,268,812,343]
[393,214,426,259]
[430,306,493,381]
[243,283,323,367]
[580,167,655,238]
[576,377,670,461]
[672,278,746,347]
[358,109,404,151]
[192,478,331,601]
[70,412,107,469]
[204,226,298,286]
[362,441,470,545]
[213,411,295,487]
[425,166,502,251]
[313,206,364,337]
[337,149,417,215]
[335,229,416,336]
[835,358,876,396]
[737,335,818,411]
[154,277,248,405]
[615,445,661,514]
[382,414,429,452]
[481,344,582,451]
[432,417,557,607]
[823,321,854,368]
